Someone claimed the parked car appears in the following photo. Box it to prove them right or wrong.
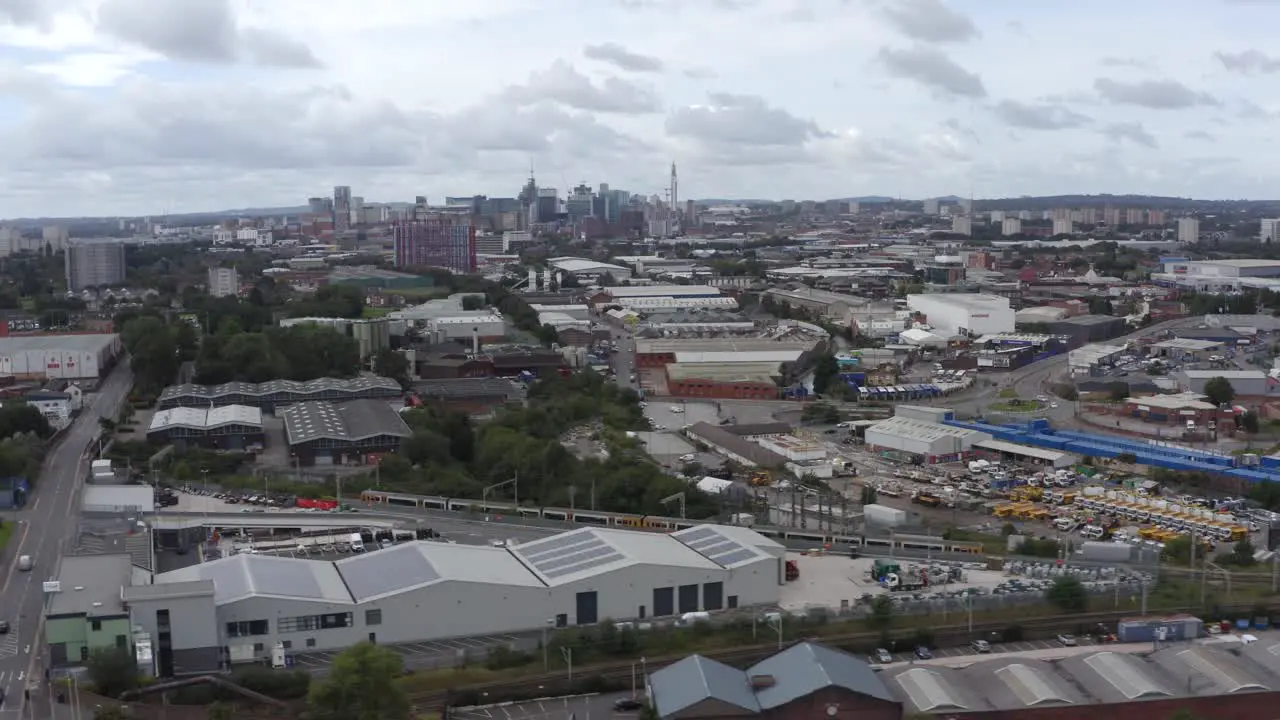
[874,648,894,664]
[970,639,990,653]
[1057,634,1077,647]
[914,646,933,660]
[613,698,644,712]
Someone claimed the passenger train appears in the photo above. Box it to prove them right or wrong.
[357,490,983,555]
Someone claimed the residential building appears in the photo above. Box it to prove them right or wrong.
[1052,218,1074,235]
[951,216,972,236]
[208,267,239,298]
[1177,217,1200,244]
[1261,218,1280,245]
[1001,218,1022,236]
[333,186,352,233]
[393,217,477,273]
[66,238,126,291]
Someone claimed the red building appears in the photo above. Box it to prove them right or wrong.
[664,363,780,400]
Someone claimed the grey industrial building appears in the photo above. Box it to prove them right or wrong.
[0,333,121,382]
[126,524,782,668]
[864,415,991,464]
[65,238,126,291]
[1182,369,1273,398]
[1047,314,1127,345]
[281,399,412,465]
[146,404,265,450]
[157,375,402,411]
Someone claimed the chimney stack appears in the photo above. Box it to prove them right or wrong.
[472,327,480,355]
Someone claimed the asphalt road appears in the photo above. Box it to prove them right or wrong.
[0,364,133,718]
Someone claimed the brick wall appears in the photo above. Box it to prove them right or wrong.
[946,690,1280,720]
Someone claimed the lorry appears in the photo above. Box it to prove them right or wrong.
[1078,541,1133,563]
[912,492,941,508]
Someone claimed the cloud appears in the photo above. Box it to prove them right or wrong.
[0,0,67,30]
[666,92,828,147]
[879,0,979,43]
[877,46,986,98]
[1094,77,1217,109]
[683,67,717,79]
[1102,121,1157,148]
[992,100,1091,130]
[505,61,661,114]
[96,0,321,68]
[1100,56,1155,70]
[1185,130,1215,141]
[1238,99,1279,120]
[1214,49,1280,74]
[583,42,664,73]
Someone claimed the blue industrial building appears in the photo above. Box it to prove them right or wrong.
[939,413,1280,486]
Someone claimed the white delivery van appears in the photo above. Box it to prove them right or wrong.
[348,533,365,553]
[1080,525,1105,540]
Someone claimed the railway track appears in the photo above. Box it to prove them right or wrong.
[406,604,1262,709]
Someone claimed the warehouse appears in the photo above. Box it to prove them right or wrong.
[588,284,720,302]
[548,257,632,282]
[1182,369,1274,398]
[0,333,121,382]
[906,294,1014,337]
[141,525,781,661]
[411,378,523,416]
[147,405,265,450]
[971,438,1074,469]
[604,296,739,312]
[684,422,789,468]
[1149,338,1223,361]
[1047,314,1127,345]
[665,362,781,399]
[864,416,992,464]
[428,313,506,342]
[158,376,402,411]
[282,399,412,465]
[636,338,819,368]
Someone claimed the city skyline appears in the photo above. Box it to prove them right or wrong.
[1,0,1279,217]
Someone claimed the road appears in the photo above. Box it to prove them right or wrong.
[0,364,133,718]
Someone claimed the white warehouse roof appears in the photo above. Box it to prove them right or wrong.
[549,257,630,274]
[149,404,263,432]
[335,542,544,602]
[598,285,721,298]
[158,553,353,605]
[907,293,1011,312]
[511,527,721,585]
[866,417,990,444]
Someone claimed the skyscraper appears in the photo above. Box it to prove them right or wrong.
[333,186,352,233]
[393,217,477,273]
[66,239,126,291]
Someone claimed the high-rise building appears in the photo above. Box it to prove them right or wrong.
[1177,217,1200,244]
[208,267,239,298]
[923,198,940,215]
[1261,219,1280,245]
[1001,218,1022,236]
[41,225,69,251]
[566,184,594,221]
[66,239,126,291]
[951,216,972,236]
[333,186,352,233]
[308,197,333,216]
[535,189,558,224]
[1052,218,1074,236]
[393,217,477,273]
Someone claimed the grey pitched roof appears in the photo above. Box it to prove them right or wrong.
[748,642,896,708]
[281,399,411,444]
[649,655,760,717]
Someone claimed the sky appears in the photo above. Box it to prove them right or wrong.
[0,0,1278,218]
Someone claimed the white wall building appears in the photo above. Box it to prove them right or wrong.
[429,314,506,341]
[1177,217,1200,244]
[906,294,1015,336]
[208,267,239,298]
[1261,218,1280,245]
[147,525,782,661]
[951,216,972,236]
[0,335,120,381]
[1052,218,1074,235]
[864,416,991,462]
[1001,218,1023,236]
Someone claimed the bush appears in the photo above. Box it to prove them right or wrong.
[232,665,311,700]
[485,645,534,671]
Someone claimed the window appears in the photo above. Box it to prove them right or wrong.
[115,635,127,648]
[278,613,353,634]
[253,643,264,653]
[306,638,316,648]
[365,609,382,626]
[226,620,269,638]
[282,640,292,649]
[90,620,101,632]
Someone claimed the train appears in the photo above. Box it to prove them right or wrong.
[357,490,983,555]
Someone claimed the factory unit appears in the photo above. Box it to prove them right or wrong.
[906,294,1015,337]
[0,334,121,383]
[1182,369,1273,398]
[665,362,781,400]
[281,399,413,466]
[587,284,719,302]
[636,338,819,368]
[1153,258,1280,292]
[428,314,507,343]
[1047,314,1128,346]
[157,376,402,412]
[138,525,781,665]
[864,416,991,464]
[146,405,265,451]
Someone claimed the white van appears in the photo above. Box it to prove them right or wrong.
[1080,525,1105,540]
[677,611,710,627]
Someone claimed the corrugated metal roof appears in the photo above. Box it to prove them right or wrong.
[749,642,895,708]
[649,655,760,717]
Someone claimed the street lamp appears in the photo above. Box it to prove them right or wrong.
[542,618,554,670]
[560,646,573,684]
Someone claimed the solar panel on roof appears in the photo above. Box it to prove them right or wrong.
[520,534,600,561]
[678,526,718,543]
[541,552,625,579]
[711,548,759,566]
[697,540,740,556]
[339,545,440,601]
[535,544,618,572]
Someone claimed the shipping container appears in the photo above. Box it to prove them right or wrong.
[1117,615,1203,643]
[1078,541,1134,563]
[864,504,907,528]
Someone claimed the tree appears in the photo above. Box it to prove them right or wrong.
[867,595,895,633]
[1241,410,1260,434]
[1046,576,1088,613]
[461,295,485,311]
[309,642,410,720]
[1203,376,1236,406]
[1230,538,1257,566]
[93,708,128,720]
[1107,381,1129,402]
[812,353,839,395]
[860,485,878,506]
[373,348,411,389]
[86,646,139,698]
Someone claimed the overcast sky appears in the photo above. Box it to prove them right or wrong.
[0,0,1276,218]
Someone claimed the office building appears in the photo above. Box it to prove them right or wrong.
[1177,217,1200,244]
[333,186,352,233]
[207,267,239,298]
[535,189,558,224]
[393,217,477,273]
[66,238,126,291]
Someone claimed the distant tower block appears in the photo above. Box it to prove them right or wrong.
[670,163,679,212]
[527,269,537,289]
[542,270,553,290]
